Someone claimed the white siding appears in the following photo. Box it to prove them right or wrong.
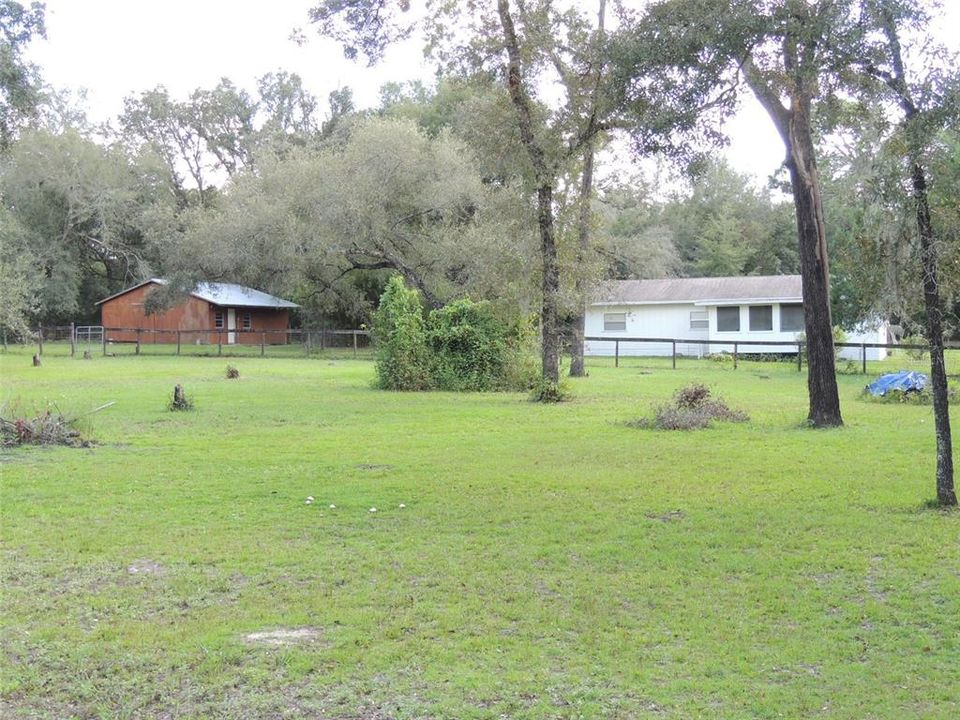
[585,303,708,357]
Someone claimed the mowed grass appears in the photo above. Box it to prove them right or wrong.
[1,350,958,719]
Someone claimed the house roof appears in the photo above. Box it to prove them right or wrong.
[96,278,299,308]
[591,275,803,306]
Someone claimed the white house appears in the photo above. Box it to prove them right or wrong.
[585,275,890,361]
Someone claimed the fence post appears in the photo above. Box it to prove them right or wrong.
[177,331,181,356]
[320,321,326,352]
[37,323,43,356]
[797,342,802,372]
[218,331,223,356]
[672,340,676,369]
[135,328,141,355]
[353,330,358,356]
[862,343,867,375]
[261,332,266,357]
[70,322,76,357]
[102,328,107,356]
[733,342,738,369]
[615,339,619,368]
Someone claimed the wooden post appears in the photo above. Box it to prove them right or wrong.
[70,322,76,357]
[177,330,181,356]
[862,343,867,375]
[261,332,266,357]
[353,330,358,356]
[305,328,311,354]
[37,323,43,356]
[615,339,619,368]
[797,342,802,372]
[320,320,326,352]
[672,340,676,369]
[135,328,141,355]
[218,331,223,356]
[102,328,107,356]
[733,342,738,369]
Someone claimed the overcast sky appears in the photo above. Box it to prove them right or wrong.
[25,0,959,186]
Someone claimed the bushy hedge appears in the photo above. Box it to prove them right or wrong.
[372,277,535,392]
[371,277,432,390]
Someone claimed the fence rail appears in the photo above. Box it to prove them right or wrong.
[584,335,955,374]
[28,324,371,359]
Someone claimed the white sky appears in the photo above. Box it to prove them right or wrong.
[25,0,960,187]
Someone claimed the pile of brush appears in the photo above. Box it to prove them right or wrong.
[1,402,112,447]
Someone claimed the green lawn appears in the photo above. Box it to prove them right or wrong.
[1,350,957,719]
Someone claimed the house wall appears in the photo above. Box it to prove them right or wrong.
[584,301,890,360]
[100,282,291,345]
[705,303,803,354]
[584,303,706,357]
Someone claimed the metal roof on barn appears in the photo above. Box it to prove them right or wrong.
[591,275,803,306]
[96,278,299,308]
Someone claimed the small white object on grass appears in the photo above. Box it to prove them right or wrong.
[329,504,336,509]
[305,499,313,505]
[399,503,406,509]
[369,507,377,513]
[306,496,314,502]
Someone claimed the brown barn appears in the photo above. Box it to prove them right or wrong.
[96,279,298,345]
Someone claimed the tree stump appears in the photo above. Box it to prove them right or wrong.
[32,354,41,367]
[173,384,185,406]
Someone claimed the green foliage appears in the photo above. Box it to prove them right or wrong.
[371,276,431,390]
[373,277,536,392]
[427,299,509,392]
[528,376,572,403]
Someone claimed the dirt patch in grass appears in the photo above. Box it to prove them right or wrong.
[355,463,394,471]
[244,627,326,646]
[127,559,165,575]
[645,510,685,522]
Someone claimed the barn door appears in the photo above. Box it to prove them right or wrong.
[227,308,237,344]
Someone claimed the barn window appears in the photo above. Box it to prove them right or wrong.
[689,310,708,330]
[716,306,740,332]
[214,311,224,329]
[242,312,252,330]
[749,305,773,331]
[780,304,804,332]
[603,312,627,332]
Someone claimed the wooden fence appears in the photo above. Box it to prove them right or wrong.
[584,335,951,375]
[30,324,371,358]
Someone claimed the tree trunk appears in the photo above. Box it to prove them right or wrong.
[784,106,843,427]
[498,0,561,389]
[538,184,561,384]
[569,145,596,378]
[911,162,956,505]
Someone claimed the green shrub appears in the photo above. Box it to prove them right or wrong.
[371,276,432,390]
[427,299,509,391]
[372,278,537,392]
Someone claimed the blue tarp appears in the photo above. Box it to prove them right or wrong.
[866,371,929,396]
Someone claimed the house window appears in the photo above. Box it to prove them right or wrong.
[780,303,804,332]
[214,310,224,329]
[603,312,627,332]
[749,305,773,332]
[716,306,740,332]
[242,312,252,330]
[690,310,708,330]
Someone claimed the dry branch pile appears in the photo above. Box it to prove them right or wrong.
[1,409,86,447]
[629,384,748,431]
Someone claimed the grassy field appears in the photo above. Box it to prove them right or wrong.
[1,350,958,719]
